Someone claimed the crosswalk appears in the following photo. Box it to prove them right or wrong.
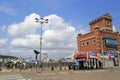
[0,73,27,80]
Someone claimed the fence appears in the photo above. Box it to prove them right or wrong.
[0,61,75,70]
[42,62,74,68]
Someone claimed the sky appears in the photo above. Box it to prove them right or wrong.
[0,0,120,60]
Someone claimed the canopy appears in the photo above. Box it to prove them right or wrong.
[74,53,86,59]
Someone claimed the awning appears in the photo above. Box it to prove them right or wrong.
[74,52,91,59]
[74,53,86,59]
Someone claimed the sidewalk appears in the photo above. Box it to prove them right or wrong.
[1,66,118,73]
[0,66,66,72]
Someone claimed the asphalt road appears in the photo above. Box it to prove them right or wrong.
[0,67,120,80]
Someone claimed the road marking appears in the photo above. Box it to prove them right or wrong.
[59,71,69,74]
[37,72,56,76]
[0,73,26,80]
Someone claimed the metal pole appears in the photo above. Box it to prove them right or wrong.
[118,51,120,66]
[101,37,103,56]
[101,36,105,67]
[35,54,38,71]
[39,22,43,68]
[33,50,40,71]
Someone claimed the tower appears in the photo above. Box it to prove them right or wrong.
[89,13,113,33]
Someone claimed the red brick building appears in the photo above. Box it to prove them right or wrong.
[77,13,120,66]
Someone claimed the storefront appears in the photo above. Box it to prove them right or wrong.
[74,51,119,70]
[74,52,103,69]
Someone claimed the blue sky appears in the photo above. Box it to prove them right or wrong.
[0,0,120,59]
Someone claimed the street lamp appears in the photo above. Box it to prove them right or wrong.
[33,50,40,71]
[35,17,49,69]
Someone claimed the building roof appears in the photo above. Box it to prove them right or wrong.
[89,13,112,25]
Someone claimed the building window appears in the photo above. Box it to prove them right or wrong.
[106,21,110,26]
[82,43,85,46]
[93,40,96,44]
[86,42,90,46]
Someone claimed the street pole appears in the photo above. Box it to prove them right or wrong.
[101,36,105,67]
[35,18,49,70]
[39,21,42,68]
[33,50,40,71]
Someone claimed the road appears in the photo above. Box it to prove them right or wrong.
[0,67,120,80]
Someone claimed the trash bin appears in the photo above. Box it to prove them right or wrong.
[51,66,54,71]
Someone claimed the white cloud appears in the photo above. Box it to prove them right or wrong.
[0,39,8,47]
[77,25,89,34]
[113,25,117,32]
[7,13,77,59]
[11,34,39,49]
[43,14,77,54]
[8,13,40,38]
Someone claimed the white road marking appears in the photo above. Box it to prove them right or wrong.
[0,73,26,80]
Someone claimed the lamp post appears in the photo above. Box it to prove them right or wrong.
[33,50,40,71]
[35,17,49,69]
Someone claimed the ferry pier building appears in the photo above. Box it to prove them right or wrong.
[76,13,120,69]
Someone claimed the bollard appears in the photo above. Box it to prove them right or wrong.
[64,67,66,70]
[59,66,62,70]
[0,67,2,72]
